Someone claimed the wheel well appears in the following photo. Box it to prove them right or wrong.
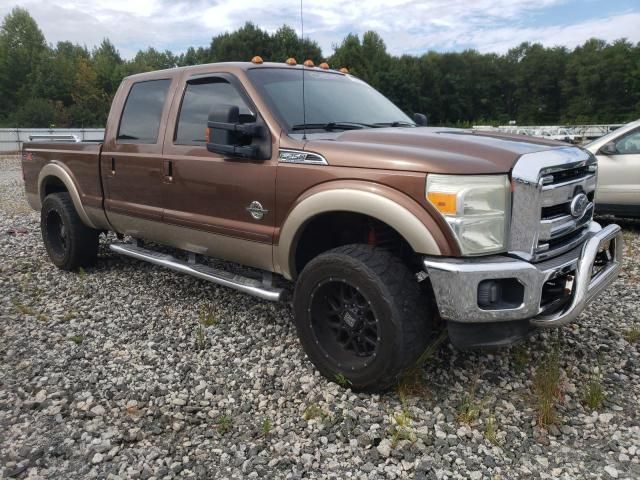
[293,212,420,277]
[41,176,68,201]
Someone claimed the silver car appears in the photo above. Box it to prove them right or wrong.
[586,119,640,218]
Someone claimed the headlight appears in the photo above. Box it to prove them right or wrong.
[426,174,510,255]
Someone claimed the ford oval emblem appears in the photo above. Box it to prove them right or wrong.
[570,193,589,218]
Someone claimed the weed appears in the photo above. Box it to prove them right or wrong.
[195,325,206,350]
[582,371,605,410]
[533,348,563,427]
[216,415,232,435]
[12,298,34,315]
[199,304,219,327]
[70,335,84,345]
[334,373,352,388]
[625,326,640,344]
[36,313,47,322]
[511,344,529,373]
[457,387,481,425]
[303,403,328,421]
[484,416,500,445]
[62,311,76,322]
[388,409,416,446]
[415,330,448,366]
[78,267,87,278]
[260,417,272,437]
[397,367,431,404]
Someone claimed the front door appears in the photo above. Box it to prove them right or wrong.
[160,72,277,271]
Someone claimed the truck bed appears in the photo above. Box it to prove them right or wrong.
[22,141,104,219]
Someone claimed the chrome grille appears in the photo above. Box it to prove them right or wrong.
[509,147,597,262]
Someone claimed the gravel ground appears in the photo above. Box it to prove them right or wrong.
[0,154,639,480]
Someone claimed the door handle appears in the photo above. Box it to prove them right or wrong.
[163,159,173,182]
[110,157,115,175]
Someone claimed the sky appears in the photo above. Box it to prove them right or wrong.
[1,0,639,59]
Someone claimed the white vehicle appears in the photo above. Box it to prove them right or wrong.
[586,119,640,218]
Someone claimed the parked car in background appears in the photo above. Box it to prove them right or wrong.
[586,119,640,218]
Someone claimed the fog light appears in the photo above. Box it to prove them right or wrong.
[477,278,524,310]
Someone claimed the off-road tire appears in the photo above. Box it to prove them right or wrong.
[41,192,99,271]
[293,244,432,391]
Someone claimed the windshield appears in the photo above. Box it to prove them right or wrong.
[247,68,414,131]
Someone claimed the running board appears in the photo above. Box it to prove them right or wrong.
[109,243,285,302]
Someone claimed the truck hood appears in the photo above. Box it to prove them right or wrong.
[302,127,576,174]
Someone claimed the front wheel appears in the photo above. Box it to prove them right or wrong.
[293,244,432,391]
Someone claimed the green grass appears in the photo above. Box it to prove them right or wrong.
[582,373,605,410]
[194,325,206,350]
[70,335,84,345]
[216,415,232,435]
[199,304,219,327]
[625,326,640,344]
[12,298,34,315]
[388,409,416,446]
[511,344,529,373]
[484,416,500,445]
[303,403,328,421]
[260,417,272,437]
[532,348,563,427]
[334,373,352,388]
[457,386,481,425]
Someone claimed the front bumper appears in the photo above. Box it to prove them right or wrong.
[423,222,623,329]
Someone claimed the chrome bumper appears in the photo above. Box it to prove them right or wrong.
[423,222,623,328]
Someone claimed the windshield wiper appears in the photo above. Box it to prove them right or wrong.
[291,121,376,131]
[373,121,416,127]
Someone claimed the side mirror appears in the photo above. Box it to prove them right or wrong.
[599,141,618,156]
[206,104,265,159]
[413,113,428,126]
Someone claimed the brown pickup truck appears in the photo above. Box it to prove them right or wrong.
[22,59,623,391]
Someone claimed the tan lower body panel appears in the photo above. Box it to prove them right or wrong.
[107,212,274,272]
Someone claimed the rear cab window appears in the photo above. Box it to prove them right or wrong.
[117,79,172,144]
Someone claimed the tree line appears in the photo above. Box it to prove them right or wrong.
[1,6,639,128]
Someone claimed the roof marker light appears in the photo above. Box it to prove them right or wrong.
[251,56,263,64]
[286,57,297,65]
[319,62,329,70]
[339,67,349,74]
[303,59,314,67]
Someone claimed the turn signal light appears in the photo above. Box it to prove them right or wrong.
[251,56,263,64]
[427,192,457,215]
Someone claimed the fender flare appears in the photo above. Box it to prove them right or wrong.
[37,163,98,229]
[275,182,444,279]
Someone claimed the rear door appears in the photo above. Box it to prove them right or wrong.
[101,78,174,232]
[596,127,640,209]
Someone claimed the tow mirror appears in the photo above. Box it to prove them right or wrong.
[206,104,265,159]
[413,113,428,126]
[599,141,618,156]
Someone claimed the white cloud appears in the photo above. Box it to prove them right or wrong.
[0,0,638,58]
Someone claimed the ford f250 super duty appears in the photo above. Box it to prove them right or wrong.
[22,58,623,391]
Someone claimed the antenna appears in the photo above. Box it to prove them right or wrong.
[300,0,307,140]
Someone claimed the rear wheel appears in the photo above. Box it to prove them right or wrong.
[41,192,98,270]
[293,244,432,391]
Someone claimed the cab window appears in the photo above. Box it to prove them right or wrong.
[117,79,171,144]
[175,77,255,145]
